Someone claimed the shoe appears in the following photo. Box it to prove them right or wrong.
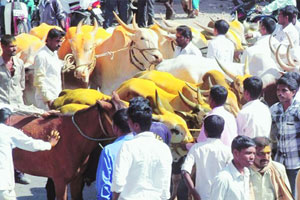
[15,176,31,184]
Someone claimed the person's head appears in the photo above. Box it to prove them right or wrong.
[278,5,295,26]
[46,28,65,52]
[291,6,299,25]
[150,121,172,145]
[243,76,263,101]
[214,19,230,35]
[0,107,12,124]
[276,76,298,104]
[282,71,300,88]
[1,35,17,57]
[259,17,276,35]
[112,108,130,137]
[176,25,192,48]
[231,136,256,168]
[127,96,152,133]
[209,85,228,108]
[253,137,272,169]
[203,115,225,138]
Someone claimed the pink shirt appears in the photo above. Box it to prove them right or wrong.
[197,106,238,147]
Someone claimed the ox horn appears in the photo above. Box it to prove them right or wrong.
[91,18,98,36]
[178,91,201,111]
[197,87,206,105]
[209,17,215,23]
[244,56,250,75]
[160,14,175,28]
[286,32,294,49]
[113,11,137,33]
[194,22,214,34]
[269,35,276,55]
[276,44,295,71]
[185,82,197,92]
[132,13,139,30]
[153,19,177,34]
[215,57,236,81]
[155,90,171,114]
[76,19,84,35]
[287,44,297,67]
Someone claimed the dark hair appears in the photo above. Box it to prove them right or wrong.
[243,76,263,99]
[176,25,193,40]
[231,135,255,152]
[276,76,299,92]
[253,136,272,148]
[214,20,229,35]
[1,35,16,46]
[112,108,130,134]
[210,85,228,106]
[47,28,65,40]
[280,5,296,22]
[282,72,300,86]
[127,96,152,132]
[204,115,225,138]
[260,17,276,34]
[0,107,12,123]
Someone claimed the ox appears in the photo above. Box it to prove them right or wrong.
[29,23,64,41]
[10,99,120,200]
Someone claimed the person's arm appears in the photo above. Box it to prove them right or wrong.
[54,0,66,30]
[11,128,60,151]
[96,148,113,200]
[182,171,200,200]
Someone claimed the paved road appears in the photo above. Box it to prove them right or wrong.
[15,0,233,199]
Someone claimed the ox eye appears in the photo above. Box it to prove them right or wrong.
[140,37,145,40]
[171,129,180,135]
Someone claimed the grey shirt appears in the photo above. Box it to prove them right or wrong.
[0,56,25,105]
[38,0,65,27]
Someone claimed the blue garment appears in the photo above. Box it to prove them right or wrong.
[95,133,134,200]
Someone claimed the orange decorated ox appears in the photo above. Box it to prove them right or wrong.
[10,98,122,200]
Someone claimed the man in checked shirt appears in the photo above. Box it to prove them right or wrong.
[270,75,300,198]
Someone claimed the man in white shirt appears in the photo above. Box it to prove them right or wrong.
[173,25,202,58]
[206,19,234,63]
[0,107,60,200]
[182,115,232,200]
[210,135,256,200]
[111,97,172,200]
[33,28,65,110]
[236,76,272,138]
[273,5,300,47]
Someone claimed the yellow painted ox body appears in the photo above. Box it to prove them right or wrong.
[29,23,63,40]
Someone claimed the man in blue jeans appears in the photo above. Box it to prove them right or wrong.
[137,0,155,27]
[103,0,129,29]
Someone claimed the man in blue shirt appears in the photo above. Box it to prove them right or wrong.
[95,108,133,200]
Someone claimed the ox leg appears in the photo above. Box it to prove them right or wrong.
[46,178,56,200]
[70,174,84,200]
[53,178,68,200]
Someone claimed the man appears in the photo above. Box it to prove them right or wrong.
[182,115,232,200]
[196,85,237,147]
[173,25,202,58]
[111,97,172,199]
[38,0,66,30]
[236,76,272,138]
[210,135,256,200]
[206,20,234,63]
[137,0,155,27]
[257,0,296,15]
[0,107,60,200]
[103,0,129,29]
[33,28,65,110]
[273,5,299,47]
[96,108,134,200]
[250,136,293,200]
[270,75,300,197]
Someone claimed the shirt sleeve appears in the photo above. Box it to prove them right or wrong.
[111,142,132,193]
[96,148,113,200]
[54,0,66,21]
[210,173,229,200]
[33,54,51,102]
[206,41,214,59]
[181,147,195,174]
[10,126,51,151]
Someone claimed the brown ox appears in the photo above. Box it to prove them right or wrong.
[9,100,119,200]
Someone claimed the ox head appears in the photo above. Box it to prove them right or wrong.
[152,90,194,161]
[216,58,252,103]
[113,12,163,69]
[67,19,105,83]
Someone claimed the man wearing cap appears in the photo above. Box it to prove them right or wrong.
[250,137,292,200]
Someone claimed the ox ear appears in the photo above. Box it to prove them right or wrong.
[155,90,171,114]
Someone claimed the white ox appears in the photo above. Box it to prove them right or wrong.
[156,55,244,84]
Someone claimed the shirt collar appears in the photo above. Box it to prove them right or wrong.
[229,161,249,179]
[43,45,56,56]
[134,131,155,138]
[114,133,134,142]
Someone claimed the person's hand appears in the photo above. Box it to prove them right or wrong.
[47,100,54,108]
[190,188,201,200]
[47,130,60,147]
[41,110,60,118]
[245,33,253,40]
